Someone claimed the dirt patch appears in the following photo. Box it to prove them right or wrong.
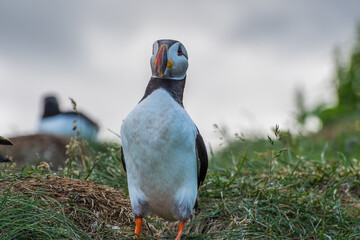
[0,176,133,229]
[0,134,70,170]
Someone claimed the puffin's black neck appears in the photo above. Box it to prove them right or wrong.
[140,77,186,107]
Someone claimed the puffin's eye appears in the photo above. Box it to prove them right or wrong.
[177,45,183,56]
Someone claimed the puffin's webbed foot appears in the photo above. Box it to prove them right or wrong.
[134,217,143,239]
[174,221,186,240]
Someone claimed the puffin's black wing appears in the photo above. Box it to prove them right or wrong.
[120,146,126,172]
[195,130,208,187]
[62,112,99,130]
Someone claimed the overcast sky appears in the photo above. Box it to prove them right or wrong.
[1,0,360,147]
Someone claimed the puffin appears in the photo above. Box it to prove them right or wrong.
[0,136,13,162]
[120,39,208,239]
[38,95,99,141]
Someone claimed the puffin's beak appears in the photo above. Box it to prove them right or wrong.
[155,44,168,77]
[0,136,13,145]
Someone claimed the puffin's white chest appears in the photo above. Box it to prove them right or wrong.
[121,88,198,221]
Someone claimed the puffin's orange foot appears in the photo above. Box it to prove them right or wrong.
[134,217,143,239]
[174,221,186,240]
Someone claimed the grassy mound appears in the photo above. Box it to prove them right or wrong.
[0,125,359,239]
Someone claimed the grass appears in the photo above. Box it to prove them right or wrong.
[0,191,89,239]
[201,124,360,239]
[0,173,132,239]
[0,122,359,239]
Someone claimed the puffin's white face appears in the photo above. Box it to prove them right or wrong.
[150,39,188,80]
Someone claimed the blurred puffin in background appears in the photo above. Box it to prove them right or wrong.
[121,39,208,239]
[38,95,99,141]
[0,136,13,162]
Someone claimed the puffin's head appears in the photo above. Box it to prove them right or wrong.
[150,39,188,80]
[43,95,60,117]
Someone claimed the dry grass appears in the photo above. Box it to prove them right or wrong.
[0,176,132,230]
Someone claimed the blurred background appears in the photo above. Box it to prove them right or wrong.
[1,0,360,147]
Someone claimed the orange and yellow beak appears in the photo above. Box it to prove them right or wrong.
[154,44,173,77]
[155,44,167,77]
